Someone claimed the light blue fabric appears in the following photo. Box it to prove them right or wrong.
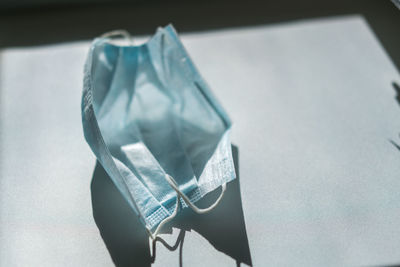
[81,25,236,233]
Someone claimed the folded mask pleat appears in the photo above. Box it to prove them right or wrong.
[91,44,119,115]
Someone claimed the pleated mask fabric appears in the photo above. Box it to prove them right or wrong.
[81,25,236,237]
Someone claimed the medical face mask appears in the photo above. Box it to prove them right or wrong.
[81,25,236,239]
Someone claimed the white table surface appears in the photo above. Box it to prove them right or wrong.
[1,15,400,266]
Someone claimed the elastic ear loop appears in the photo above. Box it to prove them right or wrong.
[148,174,227,240]
[100,30,134,45]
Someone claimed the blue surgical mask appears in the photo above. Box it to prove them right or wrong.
[81,25,236,239]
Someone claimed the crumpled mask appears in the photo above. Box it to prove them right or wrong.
[81,25,236,238]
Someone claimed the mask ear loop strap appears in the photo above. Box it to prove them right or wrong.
[100,30,134,45]
[165,174,227,214]
[148,174,226,241]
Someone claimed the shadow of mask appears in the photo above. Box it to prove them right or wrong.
[90,145,252,266]
[90,161,152,267]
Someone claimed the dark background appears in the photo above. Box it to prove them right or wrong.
[1,0,400,74]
